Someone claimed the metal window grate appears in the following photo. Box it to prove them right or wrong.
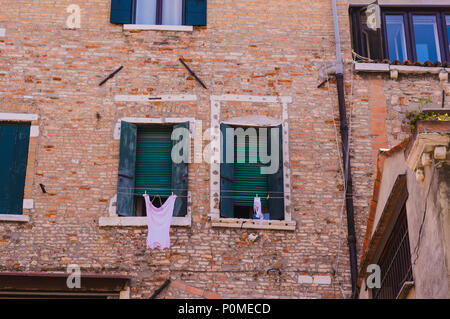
[373,204,413,299]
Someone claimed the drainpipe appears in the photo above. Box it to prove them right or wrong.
[331,0,359,299]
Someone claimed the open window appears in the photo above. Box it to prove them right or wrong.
[110,0,207,26]
[116,121,189,217]
[219,124,284,221]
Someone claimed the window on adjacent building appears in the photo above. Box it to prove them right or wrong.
[350,6,450,63]
[116,121,189,217]
[0,122,30,215]
[385,15,408,62]
[372,204,413,299]
[110,0,207,26]
[220,124,284,221]
[412,15,442,63]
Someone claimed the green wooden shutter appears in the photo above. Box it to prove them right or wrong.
[184,0,207,26]
[0,123,30,215]
[268,125,284,220]
[171,122,189,217]
[117,121,137,216]
[233,129,268,207]
[110,0,133,24]
[135,126,172,198]
[220,123,234,218]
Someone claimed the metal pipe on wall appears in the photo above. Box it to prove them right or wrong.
[331,0,359,299]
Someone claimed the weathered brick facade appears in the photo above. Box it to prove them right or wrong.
[0,0,448,299]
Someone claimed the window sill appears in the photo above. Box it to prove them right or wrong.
[211,218,296,231]
[355,62,449,79]
[99,216,191,227]
[123,24,193,32]
[0,214,30,223]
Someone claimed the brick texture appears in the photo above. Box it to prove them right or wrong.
[0,0,446,298]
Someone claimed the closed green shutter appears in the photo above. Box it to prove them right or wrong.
[171,122,189,217]
[0,123,30,215]
[110,0,133,24]
[184,0,207,26]
[268,125,284,220]
[135,126,172,198]
[117,121,137,216]
[220,123,234,218]
[233,129,268,207]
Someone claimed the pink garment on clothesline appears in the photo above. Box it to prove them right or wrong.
[143,194,177,250]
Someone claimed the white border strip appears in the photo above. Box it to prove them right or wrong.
[123,24,193,32]
[0,113,38,121]
[211,95,292,103]
[114,117,196,140]
[0,214,30,222]
[114,95,197,102]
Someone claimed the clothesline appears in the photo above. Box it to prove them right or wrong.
[117,186,287,194]
[116,191,285,199]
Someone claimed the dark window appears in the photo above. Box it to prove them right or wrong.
[351,6,450,63]
[0,122,30,215]
[372,204,413,299]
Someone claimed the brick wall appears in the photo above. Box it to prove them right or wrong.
[0,0,446,298]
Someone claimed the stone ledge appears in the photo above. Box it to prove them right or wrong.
[211,218,296,231]
[355,62,450,75]
[0,214,30,222]
[123,24,193,32]
[99,216,191,227]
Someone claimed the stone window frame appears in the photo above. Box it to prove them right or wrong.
[209,95,296,231]
[0,113,39,223]
[99,94,197,228]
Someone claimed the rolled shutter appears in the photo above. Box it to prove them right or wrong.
[110,0,133,24]
[268,125,284,220]
[233,129,268,207]
[171,122,189,217]
[135,126,172,197]
[184,0,207,26]
[0,123,30,215]
[116,121,137,216]
[220,123,234,218]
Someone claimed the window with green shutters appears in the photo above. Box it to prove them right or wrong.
[110,0,207,26]
[220,124,284,220]
[0,122,30,215]
[116,121,189,217]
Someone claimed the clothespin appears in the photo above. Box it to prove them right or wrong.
[256,194,259,198]
[144,190,147,195]
[171,191,174,196]
[267,194,270,200]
